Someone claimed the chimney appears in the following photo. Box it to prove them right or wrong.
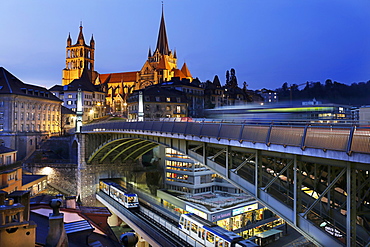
[8,191,31,221]
[45,199,68,247]
[65,196,76,209]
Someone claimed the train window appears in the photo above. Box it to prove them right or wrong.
[216,238,223,247]
[224,242,229,247]
[198,228,204,239]
[180,217,184,226]
[191,223,197,233]
[186,220,190,230]
[206,232,215,243]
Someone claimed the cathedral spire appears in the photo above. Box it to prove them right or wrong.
[156,5,169,55]
[77,22,85,45]
[148,47,152,57]
[67,32,72,47]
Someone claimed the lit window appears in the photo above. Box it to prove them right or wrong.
[166,97,171,102]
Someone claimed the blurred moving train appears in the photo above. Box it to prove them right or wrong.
[179,213,259,247]
[205,104,352,124]
[99,180,139,209]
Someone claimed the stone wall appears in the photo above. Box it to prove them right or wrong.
[79,161,140,206]
[23,163,78,196]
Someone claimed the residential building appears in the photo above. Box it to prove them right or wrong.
[50,69,106,123]
[127,85,187,120]
[257,88,278,104]
[0,67,62,159]
[202,75,263,109]
[160,77,204,117]
[0,146,21,193]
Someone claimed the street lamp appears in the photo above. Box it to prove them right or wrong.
[123,102,128,119]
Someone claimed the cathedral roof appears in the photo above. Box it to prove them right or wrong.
[0,67,61,102]
[99,72,138,84]
[181,63,192,78]
[157,56,171,70]
[156,7,170,55]
[173,68,186,79]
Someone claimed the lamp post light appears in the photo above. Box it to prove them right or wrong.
[123,102,128,119]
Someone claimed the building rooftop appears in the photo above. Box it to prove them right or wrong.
[22,174,46,186]
[0,145,16,154]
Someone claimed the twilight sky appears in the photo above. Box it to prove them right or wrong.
[0,0,369,90]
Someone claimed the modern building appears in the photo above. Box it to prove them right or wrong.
[0,67,62,160]
[156,147,284,245]
[359,106,370,125]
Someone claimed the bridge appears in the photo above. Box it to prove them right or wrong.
[78,120,370,247]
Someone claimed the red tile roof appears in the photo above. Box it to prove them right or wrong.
[99,72,138,84]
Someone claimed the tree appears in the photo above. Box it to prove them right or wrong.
[226,70,230,86]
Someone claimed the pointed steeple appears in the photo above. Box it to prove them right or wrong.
[90,34,95,48]
[181,62,192,78]
[156,5,169,55]
[148,47,152,57]
[67,33,72,47]
[76,22,85,45]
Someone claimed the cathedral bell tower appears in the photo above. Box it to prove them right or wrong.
[62,24,97,85]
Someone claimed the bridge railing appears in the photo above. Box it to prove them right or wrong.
[81,120,370,155]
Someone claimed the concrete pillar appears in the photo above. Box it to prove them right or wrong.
[107,213,119,226]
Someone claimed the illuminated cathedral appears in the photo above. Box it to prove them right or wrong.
[62,7,193,114]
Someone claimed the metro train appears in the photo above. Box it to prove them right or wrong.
[205,104,352,124]
[99,180,139,209]
[179,213,259,247]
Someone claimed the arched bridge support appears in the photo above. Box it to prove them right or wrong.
[80,121,370,247]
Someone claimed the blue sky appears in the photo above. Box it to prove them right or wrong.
[0,0,369,90]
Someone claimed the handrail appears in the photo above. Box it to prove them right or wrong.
[81,120,370,156]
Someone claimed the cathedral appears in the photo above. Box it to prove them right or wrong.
[62,7,193,114]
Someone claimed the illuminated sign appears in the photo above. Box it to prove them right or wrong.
[232,203,258,216]
[212,211,232,221]
[185,205,207,219]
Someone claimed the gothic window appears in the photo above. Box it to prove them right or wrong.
[80,48,83,57]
